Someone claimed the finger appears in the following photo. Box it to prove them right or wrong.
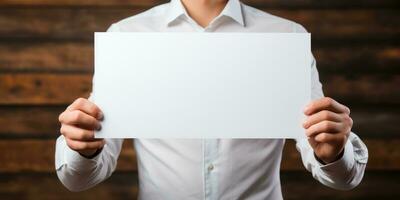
[60,124,96,141]
[306,121,343,137]
[67,98,103,120]
[304,97,350,116]
[65,137,105,151]
[313,132,345,143]
[303,110,342,129]
[307,136,318,149]
[59,110,101,130]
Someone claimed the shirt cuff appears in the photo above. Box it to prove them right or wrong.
[316,140,355,173]
[65,145,101,170]
[55,136,101,171]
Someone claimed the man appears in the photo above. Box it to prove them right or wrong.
[55,0,368,199]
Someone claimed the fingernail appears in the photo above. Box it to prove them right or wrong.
[303,106,309,114]
[302,121,307,128]
[96,123,102,131]
[304,108,310,115]
[98,111,104,120]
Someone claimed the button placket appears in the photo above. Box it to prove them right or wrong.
[203,139,219,200]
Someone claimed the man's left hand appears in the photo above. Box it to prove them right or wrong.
[303,97,353,164]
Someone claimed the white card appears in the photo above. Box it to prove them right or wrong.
[93,33,311,138]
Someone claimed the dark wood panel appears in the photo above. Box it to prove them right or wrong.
[0,106,398,139]
[1,0,399,8]
[0,139,397,173]
[0,139,137,173]
[1,73,399,105]
[281,171,400,200]
[315,45,400,74]
[268,9,400,41]
[0,8,398,41]
[0,106,63,138]
[0,172,138,200]
[281,139,400,171]
[0,8,143,40]
[350,108,400,139]
[1,41,399,74]
[0,42,93,73]
[0,171,399,200]
[321,74,400,105]
[0,74,91,105]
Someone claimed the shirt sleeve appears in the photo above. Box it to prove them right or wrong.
[55,136,124,191]
[55,23,124,192]
[293,22,369,190]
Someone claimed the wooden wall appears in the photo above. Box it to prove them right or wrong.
[0,0,399,199]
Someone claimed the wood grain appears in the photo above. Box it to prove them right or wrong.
[321,74,400,105]
[0,139,397,173]
[0,8,398,41]
[281,171,400,200]
[0,106,63,138]
[0,172,138,199]
[0,139,137,173]
[0,73,91,105]
[0,42,93,73]
[1,41,399,74]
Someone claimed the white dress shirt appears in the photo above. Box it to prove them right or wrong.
[55,0,369,199]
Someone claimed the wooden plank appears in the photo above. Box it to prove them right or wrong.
[0,171,399,200]
[1,0,399,8]
[0,106,398,139]
[315,45,400,74]
[1,41,399,74]
[0,106,63,138]
[0,42,93,73]
[0,139,398,173]
[350,108,400,139]
[0,8,398,41]
[0,139,137,173]
[280,171,400,200]
[267,9,400,41]
[1,73,399,105]
[0,73,91,105]
[0,172,138,199]
[321,74,400,105]
[0,8,142,40]
[281,139,400,171]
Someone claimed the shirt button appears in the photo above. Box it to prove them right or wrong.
[208,164,214,171]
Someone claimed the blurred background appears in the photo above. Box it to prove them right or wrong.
[0,0,399,199]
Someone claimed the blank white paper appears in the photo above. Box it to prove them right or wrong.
[93,33,311,139]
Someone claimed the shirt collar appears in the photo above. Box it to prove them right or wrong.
[165,0,245,27]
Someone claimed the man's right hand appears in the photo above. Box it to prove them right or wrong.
[58,98,105,157]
